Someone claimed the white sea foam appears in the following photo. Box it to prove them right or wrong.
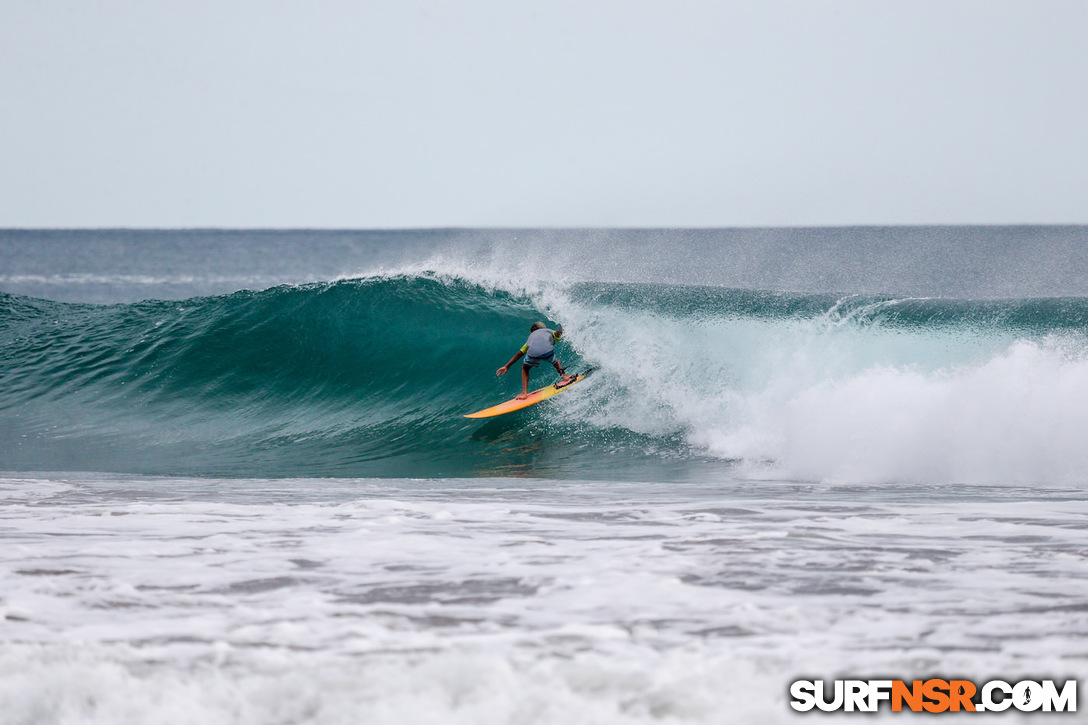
[728,338,1088,485]
[2,475,1085,723]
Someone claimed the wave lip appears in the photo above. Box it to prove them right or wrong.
[3,276,1088,484]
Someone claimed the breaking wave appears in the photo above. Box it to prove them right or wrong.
[3,273,1088,484]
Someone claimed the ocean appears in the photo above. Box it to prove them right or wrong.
[2,228,1087,723]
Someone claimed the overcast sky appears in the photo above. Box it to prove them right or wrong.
[1,1,1086,228]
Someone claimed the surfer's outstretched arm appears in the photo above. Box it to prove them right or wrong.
[496,349,525,377]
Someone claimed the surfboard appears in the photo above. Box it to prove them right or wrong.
[465,368,595,419]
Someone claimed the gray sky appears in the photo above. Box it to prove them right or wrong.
[2,1,1086,228]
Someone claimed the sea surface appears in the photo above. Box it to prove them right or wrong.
[2,228,1087,723]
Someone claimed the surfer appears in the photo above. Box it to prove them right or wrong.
[497,322,575,399]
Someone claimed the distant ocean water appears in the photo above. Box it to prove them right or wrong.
[2,228,1087,723]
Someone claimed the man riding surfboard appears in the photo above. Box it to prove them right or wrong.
[496,321,575,400]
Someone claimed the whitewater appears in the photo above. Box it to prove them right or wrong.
[2,228,1088,723]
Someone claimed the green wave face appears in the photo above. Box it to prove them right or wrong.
[3,277,1088,481]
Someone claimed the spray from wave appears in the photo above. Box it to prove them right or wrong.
[3,271,1088,484]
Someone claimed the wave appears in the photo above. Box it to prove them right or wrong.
[3,275,1088,484]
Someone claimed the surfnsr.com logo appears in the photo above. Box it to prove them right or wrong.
[790,679,1077,713]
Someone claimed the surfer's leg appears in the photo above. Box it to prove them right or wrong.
[553,359,574,382]
[519,365,531,398]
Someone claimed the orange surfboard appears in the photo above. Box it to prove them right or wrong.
[465,368,594,419]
